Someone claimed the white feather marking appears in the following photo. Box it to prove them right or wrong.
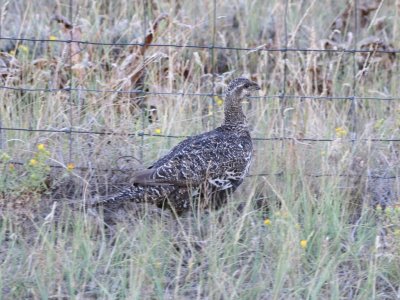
[208,178,233,189]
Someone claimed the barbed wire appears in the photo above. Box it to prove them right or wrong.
[1,36,399,54]
[0,85,397,101]
[1,126,400,143]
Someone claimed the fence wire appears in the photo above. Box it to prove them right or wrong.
[1,36,399,54]
[0,0,399,178]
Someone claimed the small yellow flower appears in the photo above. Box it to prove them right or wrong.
[300,239,308,249]
[154,128,162,135]
[37,144,46,151]
[18,44,29,54]
[335,127,347,137]
[66,163,75,171]
[29,158,38,166]
[263,218,271,226]
[49,35,57,41]
[9,164,15,171]
[214,95,224,107]
[9,50,16,56]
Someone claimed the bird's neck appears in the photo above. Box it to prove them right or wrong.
[223,91,247,127]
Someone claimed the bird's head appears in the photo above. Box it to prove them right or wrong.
[225,77,261,99]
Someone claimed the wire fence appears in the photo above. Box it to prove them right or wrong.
[3,35,400,53]
[0,0,399,179]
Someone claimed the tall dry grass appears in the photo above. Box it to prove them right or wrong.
[1,0,400,298]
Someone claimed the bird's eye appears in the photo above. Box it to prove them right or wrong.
[243,83,250,88]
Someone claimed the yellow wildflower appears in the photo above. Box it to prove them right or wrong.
[214,95,224,107]
[66,163,75,171]
[37,144,46,151]
[9,50,16,56]
[18,44,29,54]
[263,218,271,226]
[335,127,347,137]
[300,239,308,249]
[29,158,38,166]
[49,35,57,41]
[154,128,162,135]
[9,164,15,171]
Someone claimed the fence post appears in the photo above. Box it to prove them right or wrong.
[209,0,217,129]
[139,0,148,164]
[349,0,359,144]
[279,0,289,154]
[0,13,3,150]
[67,0,74,163]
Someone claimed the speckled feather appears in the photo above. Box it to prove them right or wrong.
[93,77,260,213]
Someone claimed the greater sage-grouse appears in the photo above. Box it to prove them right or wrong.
[94,77,261,213]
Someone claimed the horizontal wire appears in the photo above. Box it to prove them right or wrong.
[1,126,400,142]
[0,85,398,101]
[4,160,397,179]
[1,36,399,54]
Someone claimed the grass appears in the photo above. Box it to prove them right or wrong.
[1,0,400,298]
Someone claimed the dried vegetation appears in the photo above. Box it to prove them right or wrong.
[0,0,400,298]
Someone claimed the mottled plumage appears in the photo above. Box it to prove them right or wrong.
[367,169,397,208]
[93,77,260,213]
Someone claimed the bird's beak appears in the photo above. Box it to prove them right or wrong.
[243,82,261,98]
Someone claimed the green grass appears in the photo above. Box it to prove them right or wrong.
[1,0,400,298]
[1,178,397,299]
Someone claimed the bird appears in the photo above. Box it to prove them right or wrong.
[92,77,261,214]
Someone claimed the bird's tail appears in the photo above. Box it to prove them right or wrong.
[88,186,144,206]
[89,185,174,206]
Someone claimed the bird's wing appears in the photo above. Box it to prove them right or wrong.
[136,129,252,188]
